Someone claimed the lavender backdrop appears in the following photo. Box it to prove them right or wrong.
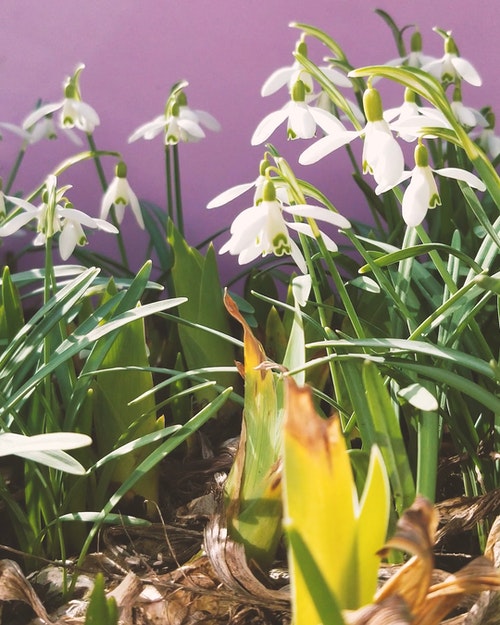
[1,0,498,281]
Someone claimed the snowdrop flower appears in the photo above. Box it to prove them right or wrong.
[177,91,221,133]
[384,89,450,142]
[207,155,289,208]
[252,79,348,145]
[0,175,117,260]
[472,108,500,160]
[450,84,488,129]
[422,31,482,87]
[22,64,100,134]
[128,88,219,145]
[260,38,351,97]
[384,30,436,70]
[1,115,82,145]
[377,142,486,227]
[219,179,350,274]
[300,85,405,189]
[101,162,144,229]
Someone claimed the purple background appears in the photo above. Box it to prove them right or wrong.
[1,0,498,281]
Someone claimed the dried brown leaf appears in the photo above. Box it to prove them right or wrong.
[375,496,437,613]
[0,558,51,623]
[415,556,500,625]
[204,500,290,611]
[344,595,412,625]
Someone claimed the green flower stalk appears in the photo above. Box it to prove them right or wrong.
[128,81,220,235]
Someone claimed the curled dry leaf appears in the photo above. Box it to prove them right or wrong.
[346,499,500,625]
[204,490,290,611]
[375,496,438,613]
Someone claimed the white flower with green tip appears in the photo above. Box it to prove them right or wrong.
[300,86,405,189]
[384,30,436,69]
[384,89,449,142]
[260,38,351,97]
[422,31,482,87]
[129,90,219,145]
[22,65,100,134]
[0,175,118,260]
[101,162,144,229]
[207,156,289,209]
[252,79,347,145]
[219,179,350,274]
[377,142,486,227]
[473,109,500,159]
[1,115,83,145]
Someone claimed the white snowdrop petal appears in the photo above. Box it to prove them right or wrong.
[207,182,256,209]
[434,167,486,191]
[251,107,290,145]
[451,57,482,87]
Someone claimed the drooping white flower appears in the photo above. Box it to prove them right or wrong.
[384,89,450,142]
[260,38,351,98]
[178,92,221,133]
[219,179,350,274]
[207,155,290,208]
[0,175,117,260]
[422,31,482,87]
[300,86,405,189]
[377,142,486,227]
[472,109,500,160]
[252,79,348,145]
[476,128,500,160]
[128,88,220,145]
[22,65,100,134]
[100,162,144,229]
[449,84,488,129]
[2,114,83,145]
[383,30,436,70]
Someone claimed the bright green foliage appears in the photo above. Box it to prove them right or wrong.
[91,278,162,507]
[84,573,118,625]
[362,360,416,512]
[167,220,237,406]
[0,266,24,347]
